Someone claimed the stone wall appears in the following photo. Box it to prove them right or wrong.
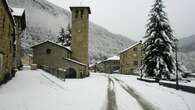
[33,42,71,69]
[0,0,15,83]
[96,60,120,74]
[71,7,90,65]
[32,42,87,78]
[14,16,23,68]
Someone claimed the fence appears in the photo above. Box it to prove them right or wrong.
[39,65,66,81]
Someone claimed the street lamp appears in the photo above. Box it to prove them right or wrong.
[174,39,179,90]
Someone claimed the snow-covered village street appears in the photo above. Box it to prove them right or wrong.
[1,0,195,110]
[0,68,195,110]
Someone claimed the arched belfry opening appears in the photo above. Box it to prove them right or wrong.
[66,68,77,78]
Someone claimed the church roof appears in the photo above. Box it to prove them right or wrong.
[65,58,86,66]
[31,40,72,52]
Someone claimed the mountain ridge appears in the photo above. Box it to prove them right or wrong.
[7,0,135,64]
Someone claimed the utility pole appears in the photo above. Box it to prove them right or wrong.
[140,40,143,79]
[174,39,179,90]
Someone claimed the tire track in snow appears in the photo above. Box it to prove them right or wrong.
[107,76,118,110]
[111,76,158,110]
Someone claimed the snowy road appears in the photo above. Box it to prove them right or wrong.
[107,77,118,110]
[106,75,156,110]
[111,76,156,110]
[0,69,194,110]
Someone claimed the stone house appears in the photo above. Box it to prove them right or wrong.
[96,56,120,74]
[0,0,16,83]
[11,7,26,69]
[21,54,33,65]
[32,7,91,78]
[119,41,143,75]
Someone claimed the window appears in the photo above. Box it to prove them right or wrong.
[75,10,79,18]
[2,16,5,33]
[0,53,3,72]
[46,49,51,54]
[133,61,138,66]
[133,47,137,51]
[80,10,84,18]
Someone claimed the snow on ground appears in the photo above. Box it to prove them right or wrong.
[0,70,108,110]
[0,70,195,110]
[112,74,195,110]
[114,78,143,110]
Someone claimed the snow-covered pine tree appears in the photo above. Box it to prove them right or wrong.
[57,27,66,46]
[65,24,72,46]
[57,24,72,46]
[143,0,177,80]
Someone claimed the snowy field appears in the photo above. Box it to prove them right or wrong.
[0,69,195,110]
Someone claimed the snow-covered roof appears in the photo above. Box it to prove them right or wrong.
[65,58,86,66]
[120,42,141,54]
[11,7,25,16]
[106,56,120,61]
[31,40,72,52]
[89,64,95,67]
[98,55,120,64]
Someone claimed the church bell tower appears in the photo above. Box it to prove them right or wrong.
[70,6,91,65]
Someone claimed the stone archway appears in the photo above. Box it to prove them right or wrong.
[66,68,77,78]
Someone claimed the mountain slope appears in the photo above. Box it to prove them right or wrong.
[179,35,195,52]
[7,0,134,63]
[178,35,195,72]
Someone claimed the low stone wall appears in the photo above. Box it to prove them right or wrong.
[137,77,157,83]
[159,81,195,94]
[39,65,66,81]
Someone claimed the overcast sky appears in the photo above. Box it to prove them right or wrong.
[46,0,195,41]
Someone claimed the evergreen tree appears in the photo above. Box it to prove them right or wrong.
[57,24,72,46]
[143,0,177,80]
[57,27,66,46]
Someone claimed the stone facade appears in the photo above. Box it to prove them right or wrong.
[70,7,91,65]
[0,0,16,83]
[21,54,33,65]
[11,8,26,69]
[119,42,143,75]
[96,56,120,74]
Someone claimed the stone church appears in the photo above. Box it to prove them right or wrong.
[32,6,91,78]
